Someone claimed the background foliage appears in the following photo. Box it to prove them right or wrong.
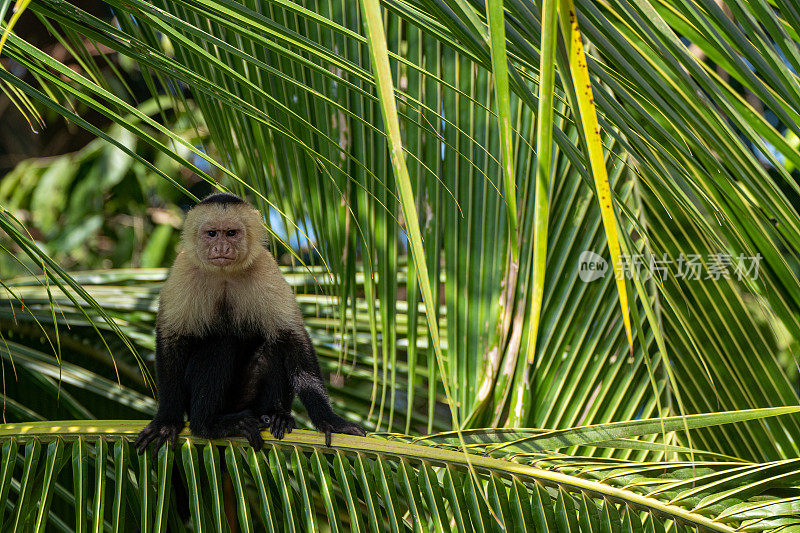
[1,0,800,529]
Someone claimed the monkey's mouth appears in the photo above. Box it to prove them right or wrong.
[209,256,236,266]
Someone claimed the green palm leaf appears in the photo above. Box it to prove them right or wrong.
[0,416,798,532]
[3,0,796,444]
[2,0,800,527]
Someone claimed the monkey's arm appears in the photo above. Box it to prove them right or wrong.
[280,329,366,446]
[135,328,188,454]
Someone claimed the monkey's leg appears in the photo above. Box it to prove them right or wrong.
[196,410,265,449]
[186,354,265,449]
[190,406,265,449]
[278,329,366,446]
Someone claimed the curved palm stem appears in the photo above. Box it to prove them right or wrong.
[2,420,799,531]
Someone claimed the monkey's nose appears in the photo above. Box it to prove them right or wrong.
[210,243,236,263]
[211,243,230,255]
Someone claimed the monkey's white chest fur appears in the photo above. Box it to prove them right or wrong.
[157,251,301,337]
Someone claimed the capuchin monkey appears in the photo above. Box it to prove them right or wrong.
[135,192,365,453]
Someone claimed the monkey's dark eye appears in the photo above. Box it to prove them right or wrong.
[207,230,217,237]
[226,230,237,237]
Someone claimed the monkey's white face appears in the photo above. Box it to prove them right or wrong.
[198,220,246,268]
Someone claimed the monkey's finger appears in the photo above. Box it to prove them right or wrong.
[325,428,332,447]
[135,439,149,455]
[344,424,366,437]
[153,433,168,453]
[137,436,154,455]
[135,430,154,454]
[271,417,286,440]
[134,426,151,446]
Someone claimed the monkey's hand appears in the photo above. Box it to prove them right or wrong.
[135,419,184,455]
[233,416,265,450]
[318,417,366,447]
[262,412,295,441]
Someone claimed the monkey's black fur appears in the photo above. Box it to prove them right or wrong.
[136,294,362,453]
[197,192,246,206]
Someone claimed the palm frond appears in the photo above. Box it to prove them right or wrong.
[1,0,799,455]
[1,416,799,532]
